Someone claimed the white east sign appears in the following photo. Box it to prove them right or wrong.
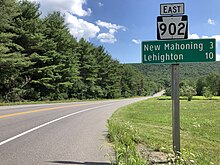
[160,3,184,15]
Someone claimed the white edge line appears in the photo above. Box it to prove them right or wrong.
[0,103,113,146]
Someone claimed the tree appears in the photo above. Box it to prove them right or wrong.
[121,65,147,97]
[0,0,32,101]
[13,0,51,100]
[180,81,197,101]
[206,73,220,96]
[42,12,80,100]
[202,87,213,99]
[196,77,207,96]
[76,39,99,99]
[94,46,122,98]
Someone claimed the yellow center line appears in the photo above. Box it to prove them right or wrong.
[0,103,87,119]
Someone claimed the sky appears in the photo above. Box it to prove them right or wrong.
[28,0,220,63]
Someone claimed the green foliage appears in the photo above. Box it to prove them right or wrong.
[158,96,220,101]
[132,63,220,97]
[108,120,145,165]
[180,80,197,101]
[0,0,19,31]
[109,98,220,164]
[202,87,213,99]
[196,73,220,97]
[121,65,149,97]
[0,0,31,101]
[167,148,196,165]
[0,0,154,102]
[132,63,220,84]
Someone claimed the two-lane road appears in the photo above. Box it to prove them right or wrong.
[0,97,154,165]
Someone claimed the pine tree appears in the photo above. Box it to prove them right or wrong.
[12,0,51,100]
[43,12,80,99]
[0,0,31,101]
[94,46,119,98]
[76,39,100,99]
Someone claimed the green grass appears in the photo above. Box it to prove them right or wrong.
[108,120,145,165]
[158,95,220,100]
[109,98,220,164]
[0,99,81,106]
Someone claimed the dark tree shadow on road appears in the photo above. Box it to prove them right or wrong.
[47,160,115,165]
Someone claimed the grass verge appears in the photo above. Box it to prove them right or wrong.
[108,119,146,165]
[0,99,81,106]
[158,95,220,100]
[108,98,220,164]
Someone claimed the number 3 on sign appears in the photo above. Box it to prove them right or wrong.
[210,42,214,49]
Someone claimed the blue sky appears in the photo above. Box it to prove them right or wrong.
[29,0,220,63]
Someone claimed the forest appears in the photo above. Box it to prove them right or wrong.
[1,0,220,103]
[0,0,161,102]
[132,62,220,100]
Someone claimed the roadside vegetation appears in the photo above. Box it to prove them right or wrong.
[2,1,220,104]
[0,0,160,103]
[158,96,220,100]
[108,98,220,164]
[132,63,220,101]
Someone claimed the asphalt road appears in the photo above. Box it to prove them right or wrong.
[0,95,160,165]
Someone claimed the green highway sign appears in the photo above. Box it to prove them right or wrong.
[142,38,216,64]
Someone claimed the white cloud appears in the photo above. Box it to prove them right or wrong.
[109,29,117,34]
[202,35,220,43]
[27,0,125,43]
[208,18,215,25]
[132,39,141,44]
[212,35,220,43]
[28,0,91,17]
[66,13,100,40]
[217,54,220,61]
[98,2,104,7]
[28,0,99,40]
[189,33,220,44]
[97,33,116,44]
[188,33,200,39]
[70,0,92,17]
[201,35,220,48]
[96,20,126,31]
[96,20,126,43]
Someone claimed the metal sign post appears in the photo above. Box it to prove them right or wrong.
[171,64,180,154]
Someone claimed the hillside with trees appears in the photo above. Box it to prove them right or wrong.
[0,0,160,102]
[131,62,220,98]
[132,62,220,83]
